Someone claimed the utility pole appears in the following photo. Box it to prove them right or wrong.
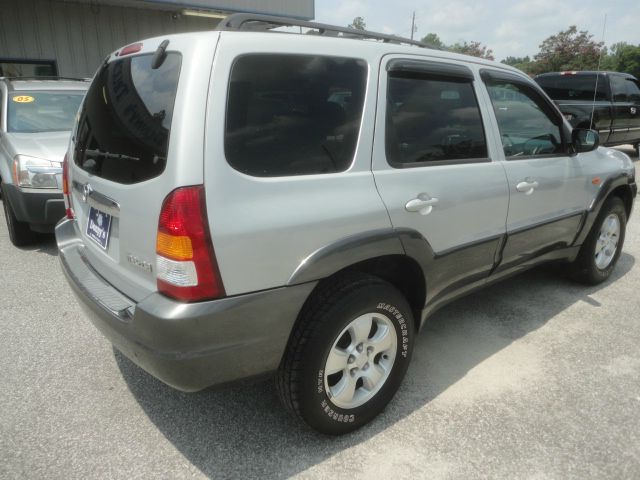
[410,11,416,40]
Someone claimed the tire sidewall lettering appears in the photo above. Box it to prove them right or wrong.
[315,300,412,423]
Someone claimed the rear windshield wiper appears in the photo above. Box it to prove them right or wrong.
[85,149,140,162]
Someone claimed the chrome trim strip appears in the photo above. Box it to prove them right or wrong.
[71,180,120,217]
[87,191,120,218]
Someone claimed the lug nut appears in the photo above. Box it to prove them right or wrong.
[350,367,359,376]
[367,346,374,355]
[363,363,369,370]
[356,343,364,353]
[348,355,355,364]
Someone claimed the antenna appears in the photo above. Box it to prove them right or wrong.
[590,14,607,130]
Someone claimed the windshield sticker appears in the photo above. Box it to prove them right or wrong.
[12,95,35,103]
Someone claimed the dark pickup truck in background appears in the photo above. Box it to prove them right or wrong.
[535,71,640,154]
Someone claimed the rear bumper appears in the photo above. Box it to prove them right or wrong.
[3,183,64,232]
[55,218,316,392]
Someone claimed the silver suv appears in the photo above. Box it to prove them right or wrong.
[0,77,88,245]
[56,15,637,435]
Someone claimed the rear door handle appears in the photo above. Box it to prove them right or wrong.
[516,180,539,195]
[405,194,439,215]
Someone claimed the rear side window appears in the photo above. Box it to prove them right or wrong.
[535,74,607,101]
[74,53,181,184]
[224,54,367,177]
[386,74,488,166]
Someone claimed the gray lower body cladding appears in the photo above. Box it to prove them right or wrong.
[55,218,316,392]
[3,183,64,232]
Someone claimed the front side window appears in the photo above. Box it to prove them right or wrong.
[626,79,640,103]
[386,73,487,166]
[610,75,629,102]
[7,91,85,133]
[74,53,182,184]
[486,81,564,158]
[225,54,367,177]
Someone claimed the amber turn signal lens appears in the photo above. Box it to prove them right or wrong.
[156,232,193,261]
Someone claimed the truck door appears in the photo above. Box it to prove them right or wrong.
[623,77,640,144]
[609,74,634,144]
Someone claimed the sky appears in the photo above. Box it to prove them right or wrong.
[313,0,640,61]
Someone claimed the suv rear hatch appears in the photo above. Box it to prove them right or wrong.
[67,34,218,302]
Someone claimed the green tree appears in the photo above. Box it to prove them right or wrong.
[421,33,445,49]
[534,25,603,73]
[606,42,640,78]
[348,16,366,30]
[449,41,495,61]
[501,56,535,74]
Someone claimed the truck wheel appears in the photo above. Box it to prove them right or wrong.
[277,273,415,435]
[571,197,626,285]
[1,184,35,247]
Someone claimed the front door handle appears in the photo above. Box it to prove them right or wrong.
[405,194,439,215]
[516,180,539,195]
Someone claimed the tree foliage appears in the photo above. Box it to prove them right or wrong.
[533,25,603,73]
[449,41,495,61]
[501,56,535,74]
[421,33,445,49]
[420,33,494,60]
[348,16,366,30]
[604,42,640,78]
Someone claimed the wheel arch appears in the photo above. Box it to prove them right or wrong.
[609,184,634,219]
[575,174,635,246]
[287,229,427,330]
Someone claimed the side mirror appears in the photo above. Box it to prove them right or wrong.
[572,128,599,153]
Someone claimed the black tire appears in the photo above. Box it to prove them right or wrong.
[1,184,35,247]
[571,197,626,285]
[277,272,415,435]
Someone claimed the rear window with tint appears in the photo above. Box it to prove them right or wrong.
[224,54,367,177]
[74,53,181,184]
[535,74,608,101]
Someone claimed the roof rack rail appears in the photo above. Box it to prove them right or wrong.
[216,13,435,49]
[1,76,90,82]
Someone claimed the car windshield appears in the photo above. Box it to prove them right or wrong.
[7,91,85,133]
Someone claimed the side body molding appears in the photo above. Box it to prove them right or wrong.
[286,227,501,325]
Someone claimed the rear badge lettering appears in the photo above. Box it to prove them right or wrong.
[127,254,153,273]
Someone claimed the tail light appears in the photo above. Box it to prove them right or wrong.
[62,153,74,219]
[156,185,225,302]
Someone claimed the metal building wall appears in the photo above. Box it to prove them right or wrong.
[0,0,226,77]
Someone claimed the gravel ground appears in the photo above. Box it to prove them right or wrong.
[1,149,639,479]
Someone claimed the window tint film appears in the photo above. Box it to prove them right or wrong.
[386,74,487,165]
[610,75,629,102]
[486,81,563,158]
[7,91,85,133]
[74,53,181,184]
[626,79,640,102]
[535,74,607,101]
[225,54,367,177]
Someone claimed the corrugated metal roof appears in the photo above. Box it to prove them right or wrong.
[52,0,314,19]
